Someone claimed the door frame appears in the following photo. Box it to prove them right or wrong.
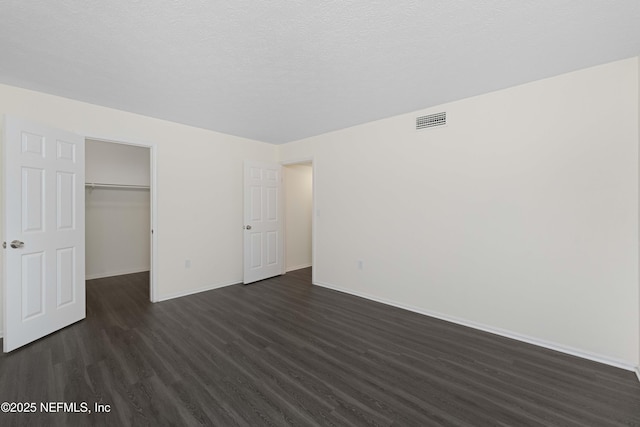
[84,136,159,303]
[281,157,315,284]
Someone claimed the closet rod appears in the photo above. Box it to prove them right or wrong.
[85,183,150,190]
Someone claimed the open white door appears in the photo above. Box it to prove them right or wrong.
[3,116,85,352]
[243,161,284,284]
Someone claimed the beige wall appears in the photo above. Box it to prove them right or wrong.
[284,164,313,271]
[0,83,277,336]
[86,139,150,186]
[280,57,640,368]
[85,188,150,280]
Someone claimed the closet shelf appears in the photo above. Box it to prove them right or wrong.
[85,183,150,190]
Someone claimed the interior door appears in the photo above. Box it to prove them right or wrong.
[3,116,85,352]
[243,161,284,284]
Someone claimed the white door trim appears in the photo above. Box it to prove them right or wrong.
[281,157,316,284]
[83,135,159,303]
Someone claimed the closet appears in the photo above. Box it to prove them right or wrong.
[284,163,313,273]
[85,139,151,282]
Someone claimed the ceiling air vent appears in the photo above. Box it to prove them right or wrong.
[416,112,446,130]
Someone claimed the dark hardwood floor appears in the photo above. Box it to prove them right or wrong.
[0,268,639,426]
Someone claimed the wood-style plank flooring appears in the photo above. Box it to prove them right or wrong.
[0,268,639,426]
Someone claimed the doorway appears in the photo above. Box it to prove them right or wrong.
[84,138,157,301]
[282,160,314,277]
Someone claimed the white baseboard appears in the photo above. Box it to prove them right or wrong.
[314,280,636,372]
[286,263,312,273]
[157,280,239,302]
[86,268,150,281]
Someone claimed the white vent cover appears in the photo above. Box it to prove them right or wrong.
[416,112,446,130]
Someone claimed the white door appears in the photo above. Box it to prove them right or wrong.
[3,116,85,352]
[243,161,284,284]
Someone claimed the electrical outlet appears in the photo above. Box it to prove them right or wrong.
[357,260,363,270]
[185,259,191,269]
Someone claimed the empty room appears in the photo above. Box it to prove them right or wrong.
[1,1,639,426]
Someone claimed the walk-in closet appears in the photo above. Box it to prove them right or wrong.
[85,139,151,285]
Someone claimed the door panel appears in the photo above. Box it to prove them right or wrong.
[56,247,75,306]
[22,167,45,232]
[3,116,85,352]
[243,161,283,284]
[22,252,45,319]
[56,171,76,230]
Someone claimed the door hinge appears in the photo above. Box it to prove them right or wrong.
[2,242,6,249]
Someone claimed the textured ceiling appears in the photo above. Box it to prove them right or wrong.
[0,1,639,144]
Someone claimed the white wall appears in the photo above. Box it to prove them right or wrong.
[1,59,638,369]
[284,164,313,271]
[280,57,640,368]
[85,140,150,280]
[0,84,277,335]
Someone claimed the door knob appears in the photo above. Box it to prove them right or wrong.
[244,225,252,230]
[10,240,24,249]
